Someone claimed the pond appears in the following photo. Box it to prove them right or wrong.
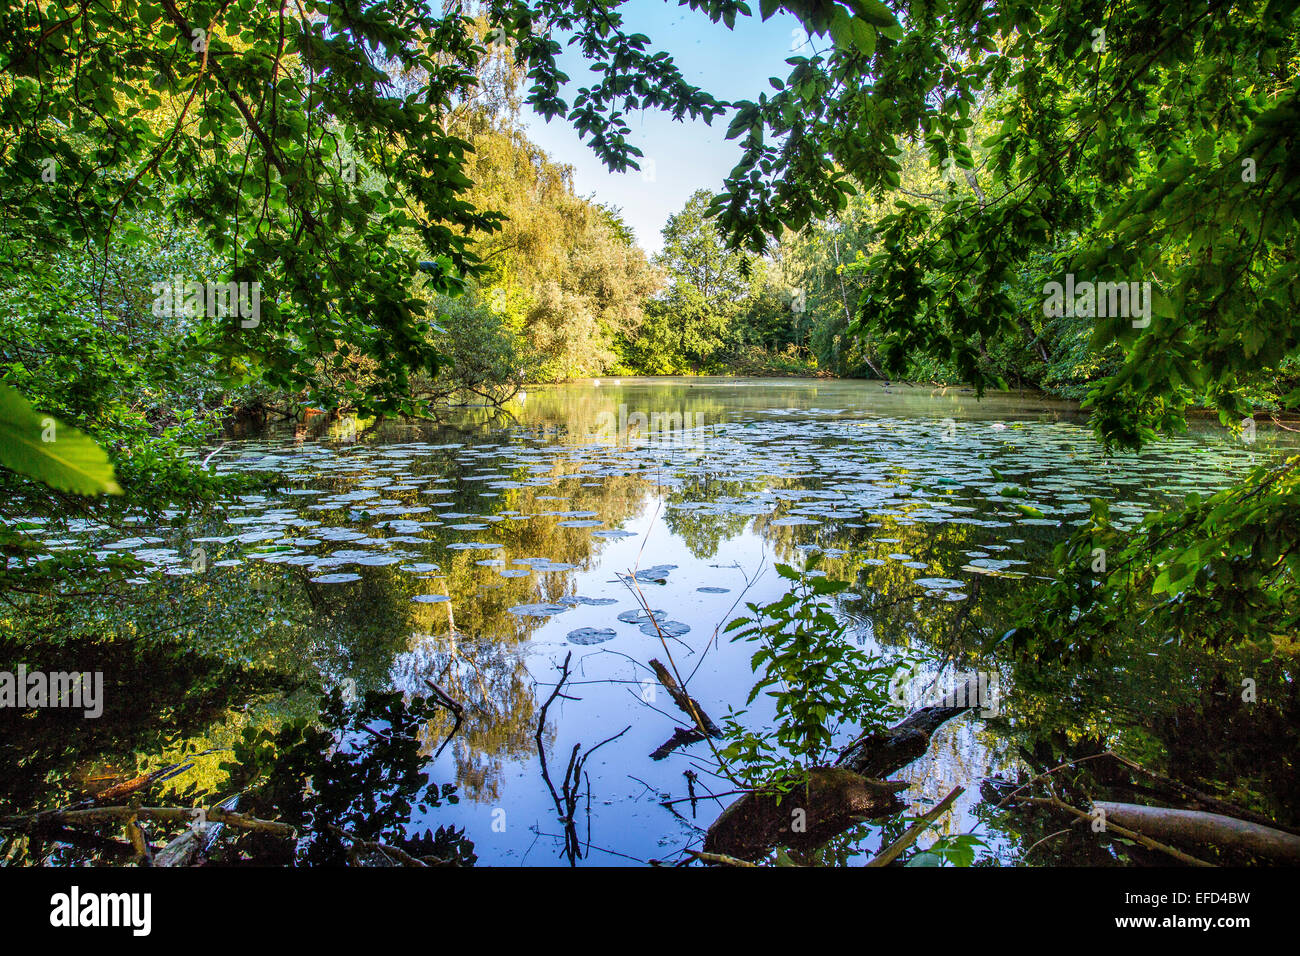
[4,377,1294,866]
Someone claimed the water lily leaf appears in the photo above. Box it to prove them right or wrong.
[567,627,617,645]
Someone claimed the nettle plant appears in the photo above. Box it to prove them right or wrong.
[720,559,907,793]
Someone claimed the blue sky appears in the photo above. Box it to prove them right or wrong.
[518,2,811,254]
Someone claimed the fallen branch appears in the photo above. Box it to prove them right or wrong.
[1106,752,1300,838]
[201,442,229,469]
[88,758,198,806]
[1093,801,1300,864]
[424,678,465,759]
[1016,795,1213,867]
[865,786,964,867]
[686,849,759,867]
[649,658,721,738]
[424,679,464,717]
[326,825,429,867]
[535,652,630,865]
[154,794,242,867]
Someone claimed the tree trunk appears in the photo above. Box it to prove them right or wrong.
[1093,802,1300,864]
[702,676,980,859]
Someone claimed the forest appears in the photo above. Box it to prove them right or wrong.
[0,0,1298,890]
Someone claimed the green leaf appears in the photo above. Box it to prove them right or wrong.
[848,0,901,29]
[0,385,122,495]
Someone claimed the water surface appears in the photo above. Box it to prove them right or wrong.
[6,377,1292,866]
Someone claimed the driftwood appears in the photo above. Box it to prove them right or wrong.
[1093,801,1300,864]
[649,659,722,738]
[703,677,981,860]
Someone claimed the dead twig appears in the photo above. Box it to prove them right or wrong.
[424,678,465,759]
[686,849,759,867]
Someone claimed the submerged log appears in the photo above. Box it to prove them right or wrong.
[703,768,908,860]
[835,690,978,778]
[703,677,980,860]
[1093,802,1300,864]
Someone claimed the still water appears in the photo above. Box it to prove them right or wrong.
[6,377,1292,865]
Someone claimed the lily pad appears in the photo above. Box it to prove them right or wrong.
[566,627,618,645]
[508,603,570,618]
[639,620,691,638]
